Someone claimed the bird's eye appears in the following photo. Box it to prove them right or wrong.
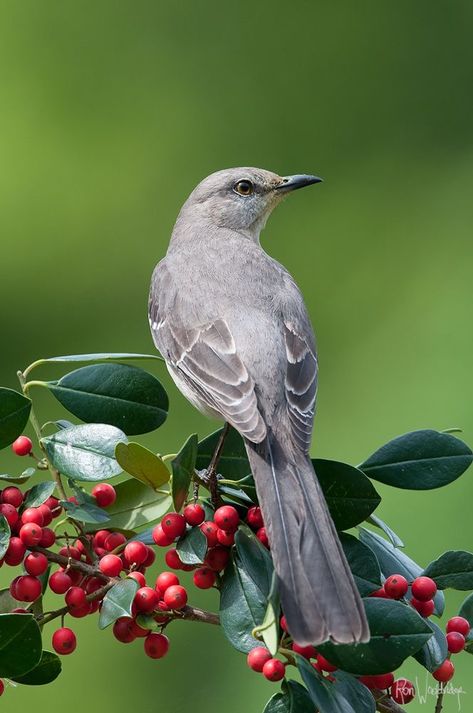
[233,180,254,196]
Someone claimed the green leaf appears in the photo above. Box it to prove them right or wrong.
[423,550,473,590]
[253,571,280,655]
[196,427,250,479]
[23,481,56,508]
[0,387,31,450]
[176,526,207,565]
[98,578,139,629]
[46,363,168,435]
[313,459,381,530]
[340,532,382,596]
[220,529,273,653]
[135,614,159,632]
[0,515,10,560]
[115,442,170,491]
[41,423,126,481]
[95,477,171,531]
[359,528,445,616]
[0,471,33,484]
[34,352,163,366]
[263,680,314,713]
[459,593,473,652]
[61,500,111,524]
[128,528,155,545]
[0,613,42,677]
[297,657,375,712]
[0,588,28,613]
[318,598,432,675]
[366,514,404,548]
[414,620,448,672]
[360,429,473,490]
[172,434,198,511]
[11,650,61,685]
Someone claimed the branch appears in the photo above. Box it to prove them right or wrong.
[373,689,407,713]
[206,422,230,508]
[174,605,220,626]
[434,689,444,713]
[37,580,115,626]
[31,546,108,581]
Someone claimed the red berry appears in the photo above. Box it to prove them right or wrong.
[152,523,174,547]
[19,522,43,547]
[134,586,159,613]
[24,552,48,576]
[246,506,264,530]
[165,548,183,570]
[65,586,87,610]
[316,654,337,672]
[99,554,122,577]
[37,504,53,526]
[193,567,216,589]
[256,527,269,548]
[39,527,56,548]
[1,486,23,508]
[292,642,317,659]
[432,659,455,683]
[11,436,33,456]
[247,646,272,672]
[0,679,4,696]
[15,575,41,602]
[21,507,44,526]
[84,576,102,595]
[205,545,230,572]
[93,530,111,549]
[359,673,394,689]
[410,598,435,617]
[183,503,205,526]
[44,496,61,517]
[143,546,155,567]
[69,603,92,618]
[104,532,126,551]
[4,537,26,566]
[213,505,240,533]
[390,678,415,704]
[144,632,169,659]
[127,571,146,587]
[384,574,409,599]
[52,627,76,655]
[446,616,470,636]
[369,587,390,598]
[280,615,288,632]
[411,576,437,602]
[200,521,219,547]
[113,617,135,643]
[262,658,285,682]
[155,571,180,595]
[161,512,187,539]
[216,528,235,547]
[124,541,148,566]
[447,631,465,654]
[58,546,81,560]
[0,503,19,528]
[49,570,73,594]
[163,584,187,610]
[91,483,116,508]
[130,618,149,638]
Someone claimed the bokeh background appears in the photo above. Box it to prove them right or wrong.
[1,1,472,711]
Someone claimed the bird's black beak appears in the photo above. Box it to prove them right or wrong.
[276,174,323,192]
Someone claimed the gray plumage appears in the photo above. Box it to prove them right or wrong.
[148,167,369,645]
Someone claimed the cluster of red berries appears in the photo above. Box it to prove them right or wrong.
[372,573,438,618]
[245,505,269,548]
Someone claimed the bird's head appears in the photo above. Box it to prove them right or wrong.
[180,167,322,240]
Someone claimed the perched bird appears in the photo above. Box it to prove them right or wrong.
[148,168,369,645]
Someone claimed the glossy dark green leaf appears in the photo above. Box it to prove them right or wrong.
[0,613,42,677]
[340,532,382,596]
[128,528,155,545]
[297,657,375,712]
[459,593,473,653]
[61,499,111,524]
[414,620,448,672]
[41,423,126,481]
[318,598,432,675]
[0,515,10,560]
[359,528,445,616]
[98,578,139,629]
[263,680,314,713]
[313,459,381,530]
[176,525,207,565]
[196,427,250,479]
[115,441,170,490]
[11,650,61,685]
[254,571,280,655]
[220,529,273,653]
[46,363,168,435]
[423,550,473,590]
[95,477,171,531]
[0,387,31,450]
[0,471,32,484]
[36,352,163,365]
[0,588,28,613]
[135,614,159,632]
[366,514,404,548]
[360,429,473,490]
[23,481,56,508]
[172,434,198,511]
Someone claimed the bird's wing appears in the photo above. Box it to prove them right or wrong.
[149,270,266,443]
[283,321,318,453]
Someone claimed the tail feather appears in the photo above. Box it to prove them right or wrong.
[245,433,369,646]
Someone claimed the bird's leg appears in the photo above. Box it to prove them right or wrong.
[206,423,230,508]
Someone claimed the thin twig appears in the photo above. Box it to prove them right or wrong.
[207,423,230,508]
[174,605,220,626]
[434,688,444,713]
[373,689,407,713]
[37,580,115,626]
[31,546,108,580]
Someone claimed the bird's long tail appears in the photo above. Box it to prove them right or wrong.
[245,432,369,646]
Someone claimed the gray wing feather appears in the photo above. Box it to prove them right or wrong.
[284,321,318,453]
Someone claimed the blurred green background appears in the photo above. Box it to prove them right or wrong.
[1,1,472,710]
